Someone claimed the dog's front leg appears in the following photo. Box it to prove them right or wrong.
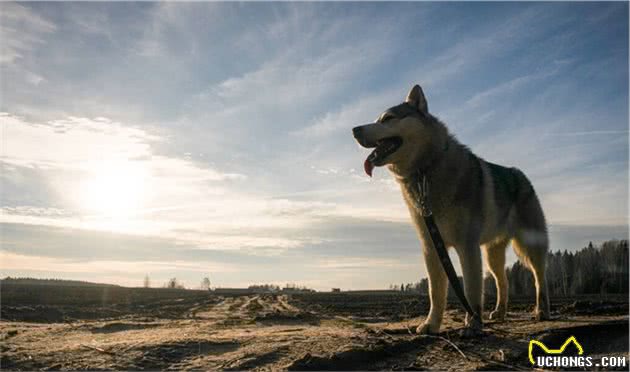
[456,242,484,336]
[417,236,448,334]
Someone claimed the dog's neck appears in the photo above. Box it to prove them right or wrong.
[390,134,452,183]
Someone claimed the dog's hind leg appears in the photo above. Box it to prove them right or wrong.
[483,238,510,321]
[511,169,550,320]
[513,234,550,320]
[417,238,448,334]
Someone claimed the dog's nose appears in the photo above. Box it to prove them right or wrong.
[352,126,363,138]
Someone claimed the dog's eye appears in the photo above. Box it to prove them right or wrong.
[381,115,395,123]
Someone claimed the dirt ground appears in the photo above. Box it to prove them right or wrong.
[1,292,628,371]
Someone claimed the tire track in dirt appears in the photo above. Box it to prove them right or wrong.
[193,296,251,322]
[192,295,317,326]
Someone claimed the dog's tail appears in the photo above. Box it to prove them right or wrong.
[511,167,548,238]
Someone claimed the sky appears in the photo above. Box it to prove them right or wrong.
[0,2,628,290]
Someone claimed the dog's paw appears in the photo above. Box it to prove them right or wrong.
[460,315,483,338]
[416,321,440,335]
[489,309,506,322]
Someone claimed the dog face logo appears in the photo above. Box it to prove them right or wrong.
[528,336,584,365]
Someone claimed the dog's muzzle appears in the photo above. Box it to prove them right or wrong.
[352,124,402,177]
[352,125,378,148]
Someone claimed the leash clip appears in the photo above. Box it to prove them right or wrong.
[417,173,432,217]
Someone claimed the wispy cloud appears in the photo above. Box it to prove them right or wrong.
[0,251,237,275]
[293,89,398,138]
[312,257,416,270]
[0,3,56,64]
[544,130,630,137]
[464,68,560,108]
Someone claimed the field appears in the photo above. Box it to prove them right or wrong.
[1,283,628,371]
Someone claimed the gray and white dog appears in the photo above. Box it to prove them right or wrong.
[352,85,550,335]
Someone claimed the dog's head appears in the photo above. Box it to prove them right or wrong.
[352,84,446,177]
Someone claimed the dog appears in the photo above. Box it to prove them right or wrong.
[352,85,550,335]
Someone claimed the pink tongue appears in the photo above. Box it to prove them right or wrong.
[364,158,374,177]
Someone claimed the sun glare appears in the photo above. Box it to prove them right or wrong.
[81,160,149,218]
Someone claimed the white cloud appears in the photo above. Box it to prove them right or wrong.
[1,113,413,254]
[1,113,249,235]
[1,113,154,169]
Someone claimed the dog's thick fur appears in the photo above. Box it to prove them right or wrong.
[352,85,550,335]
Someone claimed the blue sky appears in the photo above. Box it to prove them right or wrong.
[1,2,627,290]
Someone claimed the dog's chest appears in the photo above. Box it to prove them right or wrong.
[399,180,463,246]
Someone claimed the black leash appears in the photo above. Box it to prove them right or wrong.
[416,173,481,322]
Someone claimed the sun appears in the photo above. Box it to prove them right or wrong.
[81,160,149,218]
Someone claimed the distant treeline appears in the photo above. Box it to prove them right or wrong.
[1,277,119,287]
[509,239,628,297]
[390,239,629,297]
[247,283,316,293]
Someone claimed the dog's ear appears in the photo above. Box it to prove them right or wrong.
[405,84,428,114]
